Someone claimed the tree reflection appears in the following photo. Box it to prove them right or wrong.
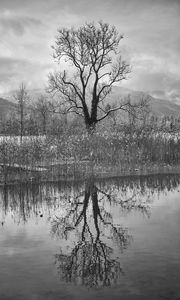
[0,174,180,287]
[53,182,124,287]
[51,174,180,288]
[52,177,156,288]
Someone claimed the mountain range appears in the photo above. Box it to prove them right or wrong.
[1,86,180,119]
[0,97,17,119]
[107,86,180,117]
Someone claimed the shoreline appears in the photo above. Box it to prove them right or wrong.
[1,164,180,186]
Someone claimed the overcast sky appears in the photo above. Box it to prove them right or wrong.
[0,0,180,100]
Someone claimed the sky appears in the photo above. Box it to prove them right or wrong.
[0,0,180,101]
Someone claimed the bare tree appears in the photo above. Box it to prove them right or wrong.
[127,94,151,130]
[32,95,51,135]
[48,21,132,132]
[14,83,28,143]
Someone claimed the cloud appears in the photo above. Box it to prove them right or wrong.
[0,0,179,96]
[0,12,44,36]
[0,57,23,81]
[0,57,52,94]
[122,59,180,103]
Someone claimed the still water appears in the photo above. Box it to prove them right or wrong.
[0,175,180,300]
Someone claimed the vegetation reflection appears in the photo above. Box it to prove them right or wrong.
[50,174,180,288]
[0,174,180,288]
[52,180,131,287]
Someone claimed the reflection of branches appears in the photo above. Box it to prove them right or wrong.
[1,174,179,226]
[98,174,180,199]
[0,174,180,289]
[53,174,176,288]
[51,186,90,240]
[119,194,151,217]
[53,181,132,288]
[55,239,122,288]
[0,183,64,224]
[96,185,152,218]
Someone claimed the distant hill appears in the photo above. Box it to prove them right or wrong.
[105,86,180,117]
[0,97,17,118]
[149,90,180,105]
[1,88,45,103]
[1,86,180,119]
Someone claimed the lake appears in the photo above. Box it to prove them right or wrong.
[0,174,180,300]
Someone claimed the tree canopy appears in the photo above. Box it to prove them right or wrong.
[48,21,131,131]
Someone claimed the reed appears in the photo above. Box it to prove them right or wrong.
[0,128,180,183]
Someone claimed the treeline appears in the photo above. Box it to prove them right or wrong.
[0,94,67,136]
[1,93,180,136]
[1,88,180,183]
[0,84,180,137]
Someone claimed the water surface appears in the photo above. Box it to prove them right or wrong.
[0,175,180,300]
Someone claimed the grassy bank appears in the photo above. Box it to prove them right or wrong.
[0,129,180,183]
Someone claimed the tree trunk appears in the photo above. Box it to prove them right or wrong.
[85,117,96,135]
[20,102,23,144]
